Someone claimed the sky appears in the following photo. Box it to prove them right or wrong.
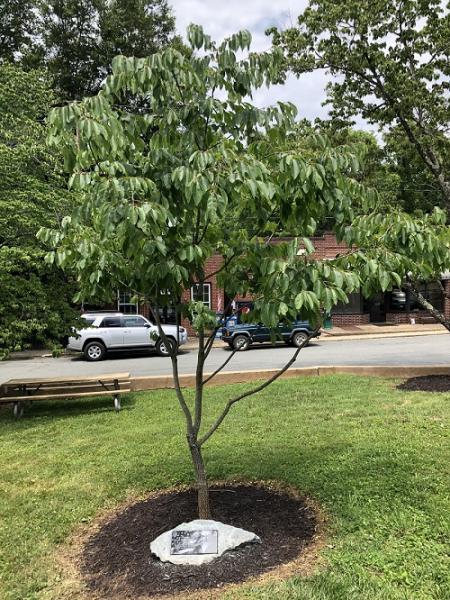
[169,0,334,123]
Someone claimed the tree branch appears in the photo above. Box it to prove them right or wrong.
[152,298,194,433]
[193,325,205,435]
[202,347,238,385]
[204,252,236,280]
[198,328,319,446]
[404,280,450,332]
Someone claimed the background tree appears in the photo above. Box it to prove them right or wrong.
[40,27,399,519]
[312,124,400,211]
[270,0,450,208]
[0,63,78,358]
[1,0,180,100]
[384,128,449,213]
[36,0,179,100]
[0,0,39,64]
[341,207,450,330]
[39,0,103,100]
[98,0,179,74]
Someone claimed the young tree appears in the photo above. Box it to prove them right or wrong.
[270,0,450,208]
[40,26,393,518]
[0,63,79,358]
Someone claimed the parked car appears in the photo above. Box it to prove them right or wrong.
[221,318,320,351]
[67,313,188,361]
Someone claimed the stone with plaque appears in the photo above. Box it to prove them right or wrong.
[171,529,218,555]
[150,519,260,565]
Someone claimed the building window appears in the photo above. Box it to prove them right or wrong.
[191,283,212,309]
[118,291,138,314]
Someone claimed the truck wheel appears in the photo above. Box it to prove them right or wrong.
[232,335,250,351]
[156,337,177,357]
[84,341,106,361]
[292,332,309,348]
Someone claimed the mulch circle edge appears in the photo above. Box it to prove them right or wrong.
[397,374,450,392]
[51,480,328,600]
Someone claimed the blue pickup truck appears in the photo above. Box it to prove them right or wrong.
[221,315,320,351]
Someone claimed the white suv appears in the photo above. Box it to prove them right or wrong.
[67,313,188,361]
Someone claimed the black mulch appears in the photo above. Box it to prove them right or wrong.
[80,483,317,598]
[398,375,450,392]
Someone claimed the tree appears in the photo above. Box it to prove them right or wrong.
[98,0,178,73]
[384,128,449,213]
[1,1,180,100]
[340,207,450,330]
[306,123,401,212]
[40,0,180,100]
[39,0,103,100]
[0,0,38,64]
[0,63,78,358]
[40,26,399,519]
[270,0,450,208]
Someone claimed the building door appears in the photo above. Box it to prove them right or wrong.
[368,293,386,323]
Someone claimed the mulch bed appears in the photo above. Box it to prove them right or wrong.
[80,483,318,598]
[398,375,450,392]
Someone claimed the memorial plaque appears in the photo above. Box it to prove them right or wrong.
[170,529,218,555]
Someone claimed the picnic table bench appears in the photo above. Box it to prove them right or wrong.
[0,372,131,418]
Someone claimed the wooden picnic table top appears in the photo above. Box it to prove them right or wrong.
[3,373,130,386]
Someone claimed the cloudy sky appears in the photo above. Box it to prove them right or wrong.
[169,0,333,122]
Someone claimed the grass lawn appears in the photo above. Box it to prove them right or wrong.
[0,374,449,600]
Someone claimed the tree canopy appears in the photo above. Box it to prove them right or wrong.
[0,63,78,357]
[270,0,450,208]
[0,0,180,99]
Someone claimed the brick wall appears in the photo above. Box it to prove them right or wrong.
[309,232,350,259]
[331,313,370,326]
[180,254,225,335]
[444,280,450,320]
[385,310,439,324]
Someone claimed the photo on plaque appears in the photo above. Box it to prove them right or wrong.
[170,529,218,555]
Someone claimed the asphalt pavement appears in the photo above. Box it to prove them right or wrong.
[0,334,449,383]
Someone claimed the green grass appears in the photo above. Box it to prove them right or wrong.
[0,374,449,600]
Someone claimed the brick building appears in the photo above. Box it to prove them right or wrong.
[110,232,450,333]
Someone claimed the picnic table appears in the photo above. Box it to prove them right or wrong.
[0,373,131,418]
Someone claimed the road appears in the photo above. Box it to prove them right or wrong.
[0,334,449,383]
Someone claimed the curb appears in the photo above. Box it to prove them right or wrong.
[130,364,450,391]
[319,330,447,342]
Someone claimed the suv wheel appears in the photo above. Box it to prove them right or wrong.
[84,341,106,361]
[292,332,309,348]
[232,334,250,351]
[156,337,177,357]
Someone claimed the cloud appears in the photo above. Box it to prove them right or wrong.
[171,0,303,48]
[169,0,374,129]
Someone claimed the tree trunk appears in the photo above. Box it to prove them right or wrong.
[404,281,450,333]
[189,439,211,519]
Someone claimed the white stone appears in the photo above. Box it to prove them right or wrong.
[150,519,261,565]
